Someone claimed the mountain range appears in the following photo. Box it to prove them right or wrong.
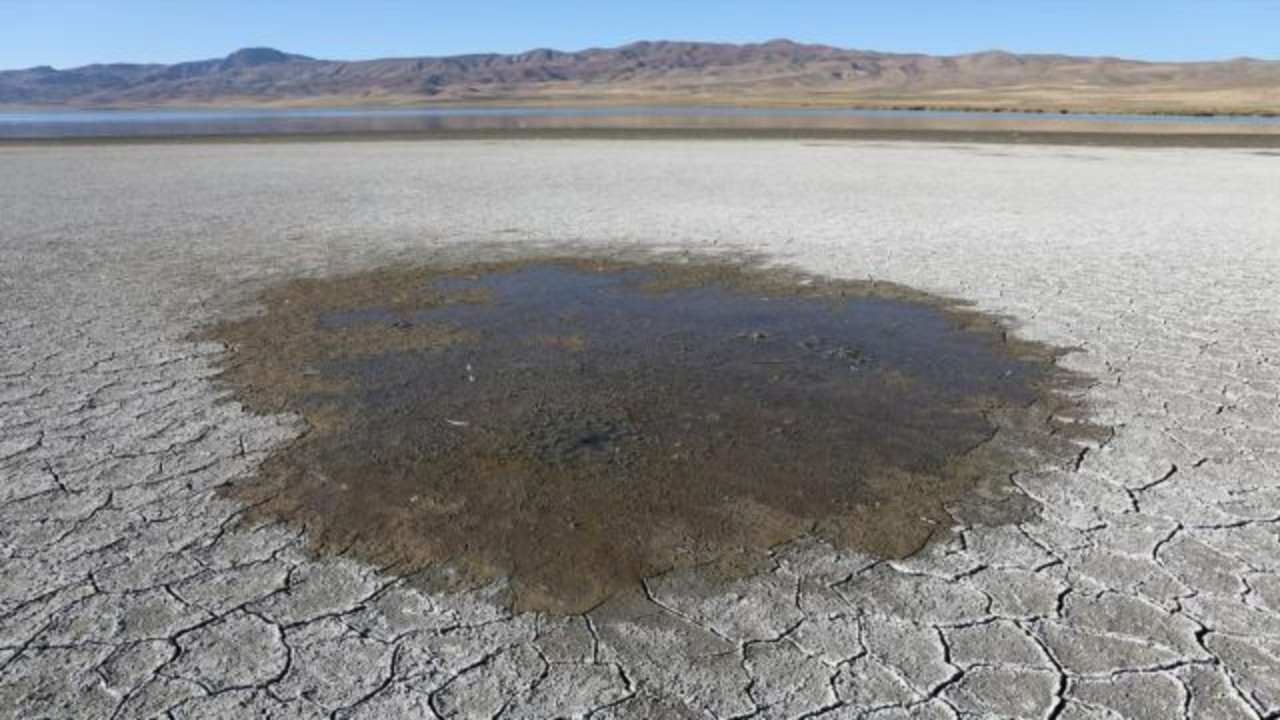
[3,40,1278,114]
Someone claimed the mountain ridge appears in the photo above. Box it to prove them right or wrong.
[4,40,1278,114]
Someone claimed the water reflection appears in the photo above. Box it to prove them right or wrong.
[3,105,1279,138]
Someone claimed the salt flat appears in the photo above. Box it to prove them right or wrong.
[1,139,1278,718]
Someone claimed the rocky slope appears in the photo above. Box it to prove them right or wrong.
[3,40,1278,112]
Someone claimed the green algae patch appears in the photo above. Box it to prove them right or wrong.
[206,257,1097,613]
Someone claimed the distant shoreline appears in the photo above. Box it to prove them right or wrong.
[3,99,1279,119]
[5,127,1280,149]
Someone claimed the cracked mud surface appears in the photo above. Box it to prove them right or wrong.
[207,259,1087,613]
[2,139,1279,718]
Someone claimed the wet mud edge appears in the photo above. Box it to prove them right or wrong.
[202,254,1104,614]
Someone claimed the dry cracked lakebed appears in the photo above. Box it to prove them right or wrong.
[205,257,1100,613]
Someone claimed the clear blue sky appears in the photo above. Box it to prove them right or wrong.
[2,0,1277,70]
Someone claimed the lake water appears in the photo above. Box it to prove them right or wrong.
[3,105,1279,139]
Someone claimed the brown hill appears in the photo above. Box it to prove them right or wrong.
[3,40,1278,114]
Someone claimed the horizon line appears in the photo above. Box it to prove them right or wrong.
[6,37,1275,73]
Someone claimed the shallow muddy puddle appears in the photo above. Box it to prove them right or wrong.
[208,258,1095,613]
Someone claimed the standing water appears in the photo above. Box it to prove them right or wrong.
[207,258,1099,613]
